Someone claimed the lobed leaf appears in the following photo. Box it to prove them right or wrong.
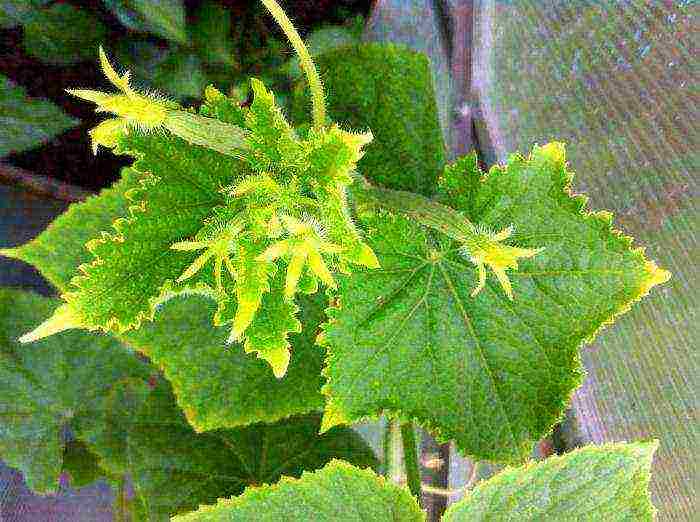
[79,379,377,521]
[2,168,328,430]
[172,460,423,522]
[0,289,151,493]
[322,144,670,463]
[443,442,658,521]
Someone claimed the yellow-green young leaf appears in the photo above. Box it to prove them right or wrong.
[79,379,378,521]
[0,289,151,493]
[172,460,423,522]
[443,442,658,521]
[1,171,329,430]
[322,144,670,463]
[237,270,302,379]
[244,78,303,175]
[52,131,244,335]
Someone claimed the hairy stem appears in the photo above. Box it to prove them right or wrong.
[260,0,326,129]
[400,422,422,505]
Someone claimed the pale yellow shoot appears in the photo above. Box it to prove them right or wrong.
[88,118,129,154]
[319,400,351,433]
[462,226,544,300]
[18,303,83,344]
[171,225,243,292]
[66,46,169,154]
[257,214,343,297]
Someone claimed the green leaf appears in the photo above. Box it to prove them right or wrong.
[322,144,670,463]
[22,4,107,65]
[290,42,446,195]
[135,0,187,43]
[2,166,328,430]
[106,0,187,44]
[0,289,151,493]
[443,442,658,521]
[190,1,236,67]
[80,379,378,521]
[0,0,49,28]
[61,439,111,489]
[53,131,244,334]
[172,460,423,522]
[0,75,77,156]
[123,292,327,430]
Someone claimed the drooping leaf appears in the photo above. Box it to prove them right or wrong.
[443,442,658,521]
[322,144,670,463]
[22,3,107,65]
[172,460,423,522]
[79,379,378,521]
[0,289,151,493]
[290,42,446,195]
[0,75,77,156]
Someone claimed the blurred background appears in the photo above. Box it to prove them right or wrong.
[0,0,696,520]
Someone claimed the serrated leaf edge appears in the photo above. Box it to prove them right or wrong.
[318,144,670,462]
[171,459,423,521]
[444,440,659,521]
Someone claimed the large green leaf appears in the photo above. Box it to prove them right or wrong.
[322,144,670,463]
[1,169,327,430]
[22,3,107,65]
[122,292,327,430]
[0,289,151,493]
[172,460,423,522]
[443,441,658,521]
[290,42,446,195]
[0,75,77,156]
[80,379,377,521]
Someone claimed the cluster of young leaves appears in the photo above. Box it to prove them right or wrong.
[175,442,658,521]
[14,47,382,378]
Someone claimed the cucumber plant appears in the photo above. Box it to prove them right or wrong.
[0,0,670,519]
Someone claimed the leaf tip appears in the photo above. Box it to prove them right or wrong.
[18,303,82,344]
[640,261,671,297]
[265,347,291,379]
[0,247,19,260]
[319,401,349,433]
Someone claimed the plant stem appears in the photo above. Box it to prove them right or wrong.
[259,0,326,130]
[400,422,422,504]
